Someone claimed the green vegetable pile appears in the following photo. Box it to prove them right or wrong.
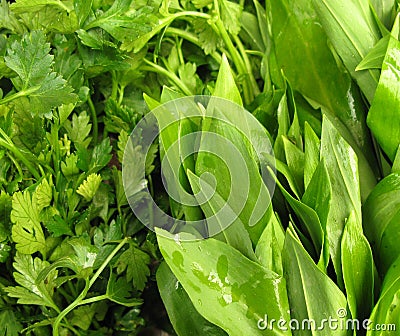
[0,0,399,335]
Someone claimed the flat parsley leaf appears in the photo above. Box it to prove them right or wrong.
[4,30,77,117]
[5,252,58,310]
[77,173,102,202]
[10,189,46,255]
[116,242,150,291]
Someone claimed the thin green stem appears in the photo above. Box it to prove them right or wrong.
[87,94,98,146]
[0,86,38,105]
[79,294,108,305]
[212,19,252,104]
[111,71,118,101]
[0,130,41,180]
[142,59,193,96]
[53,238,129,335]
[233,34,260,96]
[165,27,222,63]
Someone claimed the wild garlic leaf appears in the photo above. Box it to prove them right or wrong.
[367,32,400,161]
[186,169,256,261]
[116,242,150,291]
[255,212,285,275]
[11,190,46,255]
[321,116,361,284]
[312,0,381,103]
[341,211,374,321]
[356,34,390,71]
[157,262,228,336]
[77,173,102,201]
[4,30,77,117]
[5,252,58,310]
[363,173,400,274]
[157,229,292,336]
[283,227,348,336]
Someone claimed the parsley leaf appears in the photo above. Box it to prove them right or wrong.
[77,173,103,202]
[3,30,77,117]
[116,242,150,291]
[5,252,59,310]
[10,189,46,255]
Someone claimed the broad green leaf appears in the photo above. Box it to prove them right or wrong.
[356,34,390,71]
[213,54,242,106]
[341,211,374,321]
[370,0,396,29]
[283,227,348,336]
[367,34,400,161]
[255,212,285,275]
[273,92,290,162]
[271,170,324,262]
[363,173,400,273]
[283,136,305,194]
[155,94,203,221]
[195,104,272,244]
[268,0,376,178]
[321,116,361,284]
[157,262,228,336]
[11,190,46,255]
[187,169,256,260]
[240,11,265,52]
[393,146,400,173]
[312,0,381,103]
[367,255,400,336]
[303,122,320,189]
[157,229,292,336]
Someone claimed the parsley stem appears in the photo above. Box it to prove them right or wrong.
[53,237,129,335]
[0,86,38,105]
[87,94,98,145]
[0,131,41,180]
[232,34,260,96]
[212,19,253,104]
[165,27,222,63]
[142,59,193,96]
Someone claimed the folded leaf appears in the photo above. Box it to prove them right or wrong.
[367,31,400,161]
[320,116,362,285]
[283,227,348,336]
[341,211,374,321]
[312,0,381,102]
[363,173,400,274]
